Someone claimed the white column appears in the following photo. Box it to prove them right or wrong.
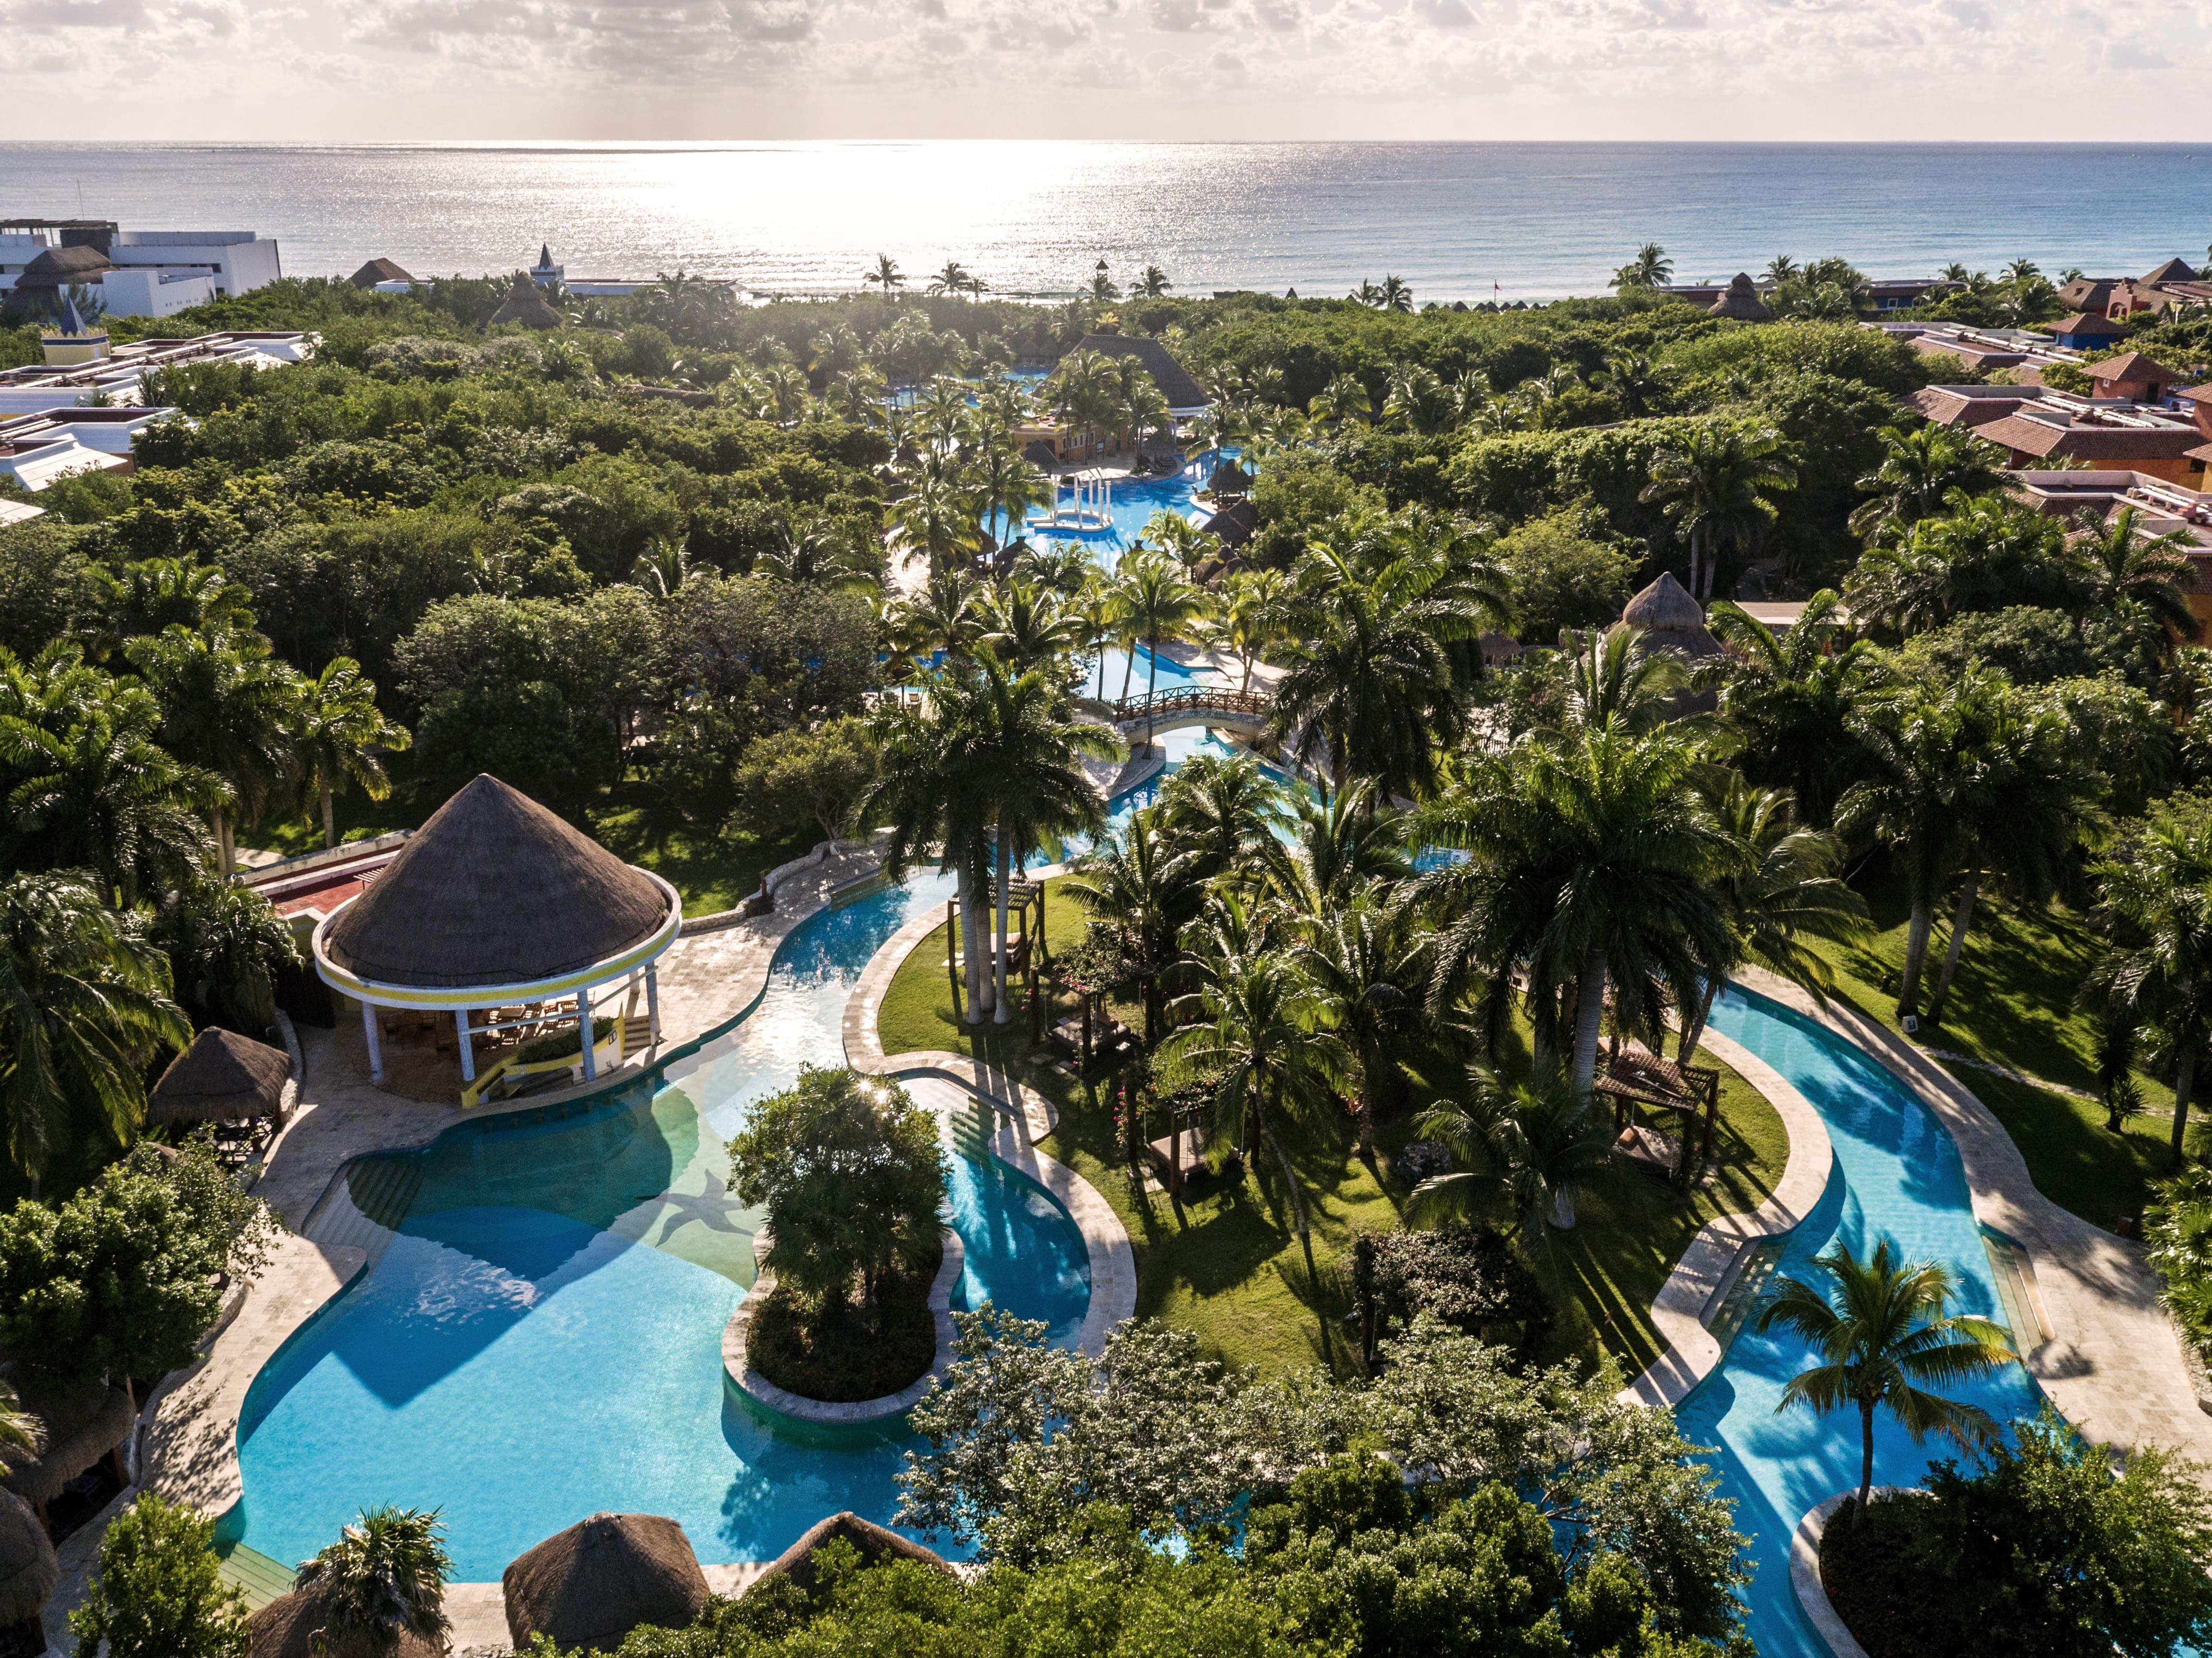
[578,990,597,1080]
[455,1010,475,1083]
[645,964,661,1043]
[362,1001,384,1081]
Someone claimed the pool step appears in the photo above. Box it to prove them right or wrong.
[301,1154,423,1267]
[213,1539,296,1610]
[1705,1237,1787,1354]
[943,1100,997,1163]
[1979,1226,2052,1349]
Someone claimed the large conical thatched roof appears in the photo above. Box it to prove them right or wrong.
[503,1511,708,1652]
[1708,274,1772,322]
[0,1370,134,1507]
[1620,571,1722,660]
[751,1512,949,1599]
[1207,460,1253,496]
[349,258,412,288]
[322,775,672,992]
[490,274,561,330]
[248,1583,447,1658]
[147,1027,289,1125]
[0,1488,57,1627]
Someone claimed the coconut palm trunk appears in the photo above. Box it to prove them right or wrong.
[1677,978,1721,1068]
[1856,1397,1878,1515]
[321,785,338,850]
[212,809,235,879]
[993,832,1014,1026]
[1926,867,1979,1024]
[956,867,988,1022]
[1569,951,1608,1105]
[2173,1026,2199,1166]
[1145,630,1161,745]
[1898,892,1935,1018]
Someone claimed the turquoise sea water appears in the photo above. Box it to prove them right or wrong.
[4,141,2207,300]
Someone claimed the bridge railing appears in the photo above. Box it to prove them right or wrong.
[1107,684,1272,725]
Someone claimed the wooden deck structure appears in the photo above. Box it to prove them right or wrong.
[1594,1042,1721,1185]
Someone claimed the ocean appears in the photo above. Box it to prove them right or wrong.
[1,141,2207,302]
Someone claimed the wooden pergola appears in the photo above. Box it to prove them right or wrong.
[1594,1042,1721,1186]
[943,877,1050,1036]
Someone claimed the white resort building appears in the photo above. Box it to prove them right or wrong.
[0,217,282,321]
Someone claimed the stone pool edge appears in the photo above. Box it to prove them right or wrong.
[724,1227,966,1424]
[842,868,1139,1359]
[1618,1017,1835,1410]
[1734,966,2212,1470]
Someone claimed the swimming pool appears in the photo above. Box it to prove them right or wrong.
[1678,986,2047,1658]
[231,869,1090,1580]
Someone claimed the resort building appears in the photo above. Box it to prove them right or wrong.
[1912,378,2211,486]
[1063,325,1210,419]
[305,775,680,1099]
[0,404,175,491]
[2010,467,2212,638]
[2048,312,2127,351]
[0,217,282,321]
[2056,259,2212,321]
[0,327,312,413]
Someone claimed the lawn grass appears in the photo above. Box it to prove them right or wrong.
[1804,863,2203,1225]
[877,882,1791,1381]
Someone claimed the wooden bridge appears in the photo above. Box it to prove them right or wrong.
[1107,684,1272,738]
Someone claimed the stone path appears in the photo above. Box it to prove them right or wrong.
[1735,967,2212,1469]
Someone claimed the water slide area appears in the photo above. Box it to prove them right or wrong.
[234,744,2057,1654]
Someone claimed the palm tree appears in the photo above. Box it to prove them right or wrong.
[971,442,1053,550]
[625,535,696,605]
[1307,373,1373,427]
[1378,275,1413,313]
[1407,1072,1617,1234]
[1416,719,1740,1102]
[1134,265,1172,298]
[0,644,220,906]
[1837,671,2095,1023]
[890,472,983,579]
[1158,750,1293,890]
[928,261,974,298]
[1296,895,1441,1155]
[1639,424,1798,600]
[885,565,984,672]
[1848,425,2005,545]
[2086,807,2212,1164]
[758,513,879,592]
[2004,257,2042,286]
[123,622,297,879]
[89,557,256,655]
[1614,243,1673,290]
[1066,805,1202,1047]
[976,580,1079,674]
[1159,895,1348,1278]
[287,658,410,850]
[1597,351,1668,417]
[1110,553,1210,735]
[291,1505,452,1658]
[1269,512,1507,797]
[2069,505,2199,640]
[958,649,1120,1021]
[1675,778,1870,1067]
[1940,262,1970,283]
[1270,779,1413,925]
[1216,567,1289,695]
[866,677,996,1019]
[1382,365,1455,435]
[1764,255,1800,284]
[864,253,906,296]
[1756,1239,2013,1518]
[0,873,189,1190]
[1561,621,1689,733]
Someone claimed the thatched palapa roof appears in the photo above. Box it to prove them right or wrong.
[322,775,672,991]
[490,273,562,330]
[1207,460,1254,497]
[1205,495,1257,551]
[0,1370,135,1507]
[1066,330,1208,411]
[503,1511,709,1652]
[349,258,413,288]
[752,1512,949,1599]
[248,1584,446,1658]
[14,245,114,291]
[1620,572,1721,658]
[147,1027,289,1125]
[1707,274,1772,322]
[0,1488,58,1627]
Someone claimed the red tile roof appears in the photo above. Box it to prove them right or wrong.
[2086,352,2176,384]
[1976,414,2205,460]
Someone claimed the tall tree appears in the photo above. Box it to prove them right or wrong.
[289,1506,452,1657]
[1706,594,1887,824]
[124,622,298,877]
[2068,504,2199,641]
[1756,1238,2013,1517]
[1295,895,1442,1155]
[0,874,188,1190]
[1639,423,1798,601]
[1109,553,1209,733]
[286,656,410,849]
[1848,425,2004,545]
[1407,1072,1618,1234]
[863,253,906,295]
[1064,806,1202,1049]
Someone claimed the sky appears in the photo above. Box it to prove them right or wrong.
[4,0,2211,139]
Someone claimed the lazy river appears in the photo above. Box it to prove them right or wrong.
[234,750,2058,1654]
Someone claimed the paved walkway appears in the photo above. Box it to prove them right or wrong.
[1735,967,2212,1469]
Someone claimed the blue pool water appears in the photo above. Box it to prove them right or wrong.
[1679,986,2047,1658]
[233,870,1090,1579]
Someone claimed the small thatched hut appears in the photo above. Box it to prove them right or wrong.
[0,1487,58,1631]
[1205,495,1257,552]
[1708,274,1772,323]
[248,1584,447,1658]
[1207,461,1254,499]
[503,1512,708,1652]
[0,1371,134,1513]
[349,258,413,289]
[146,1027,290,1128]
[1620,571,1722,658]
[489,274,562,330]
[751,1512,949,1599]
